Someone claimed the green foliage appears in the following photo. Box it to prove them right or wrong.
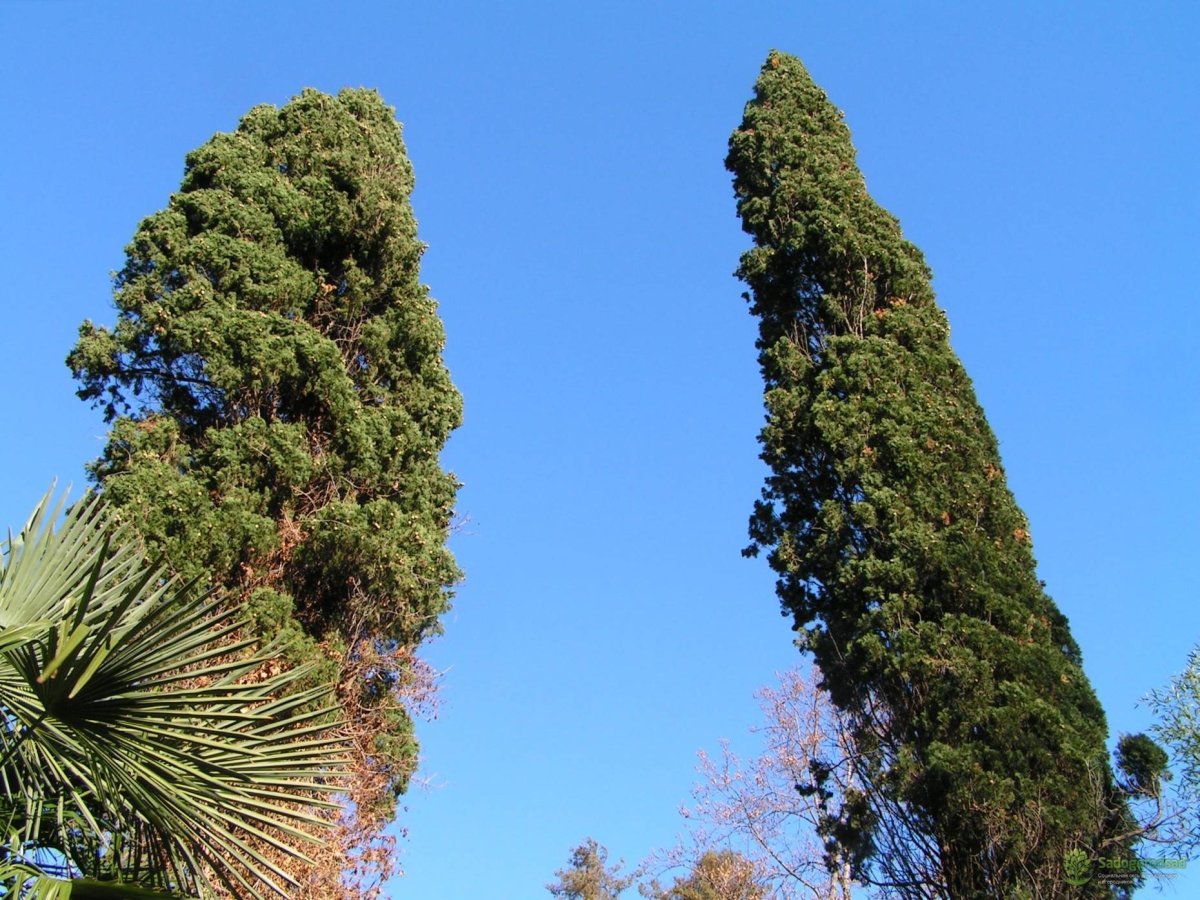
[728,51,1134,897]
[547,839,635,900]
[1146,647,1200,851]
[0,489,345,899]
[67,88,462,817]
[1116,733,1169,799]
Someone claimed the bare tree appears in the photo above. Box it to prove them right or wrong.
[662,666,951,899]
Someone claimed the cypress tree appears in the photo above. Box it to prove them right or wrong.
[67,88,461,892]
[728,51,1134,897]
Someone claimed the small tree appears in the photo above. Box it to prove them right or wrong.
[547,839,636,900]
[642,850,768,900]
[1145,648,1200,854]
[68,88,462,894]
[728,50,1138,897]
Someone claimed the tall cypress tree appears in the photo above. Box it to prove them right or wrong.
[728,51,1134,897]
[68,88,461,892]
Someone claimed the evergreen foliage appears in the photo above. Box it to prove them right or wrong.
[546,839,635,900]
[67,88,461,885]
[728,51,1134,897]
[1115,733,1169,800]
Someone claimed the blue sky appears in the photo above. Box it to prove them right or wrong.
[1,2,1197,896]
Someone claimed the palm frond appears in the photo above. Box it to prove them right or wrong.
[0,488,348,898]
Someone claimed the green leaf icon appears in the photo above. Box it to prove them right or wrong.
[1064,849,1091,886]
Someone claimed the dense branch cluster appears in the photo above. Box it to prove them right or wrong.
[68,88,462,895]
[728,51,1137,898]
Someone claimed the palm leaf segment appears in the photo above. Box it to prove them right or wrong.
[0,490,347,898]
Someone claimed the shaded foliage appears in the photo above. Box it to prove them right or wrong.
[68,88,461,894]
[1116,733,1169,800]
[728,51,1138,898]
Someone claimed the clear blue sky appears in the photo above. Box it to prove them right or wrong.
[2,2,1197,896]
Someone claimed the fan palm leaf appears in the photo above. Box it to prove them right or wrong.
[0,489,347,898]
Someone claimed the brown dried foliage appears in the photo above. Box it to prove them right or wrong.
[200,512,446,897]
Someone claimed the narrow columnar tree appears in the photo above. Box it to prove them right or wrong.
[728,51,1136,898]
[68,88,462,894]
